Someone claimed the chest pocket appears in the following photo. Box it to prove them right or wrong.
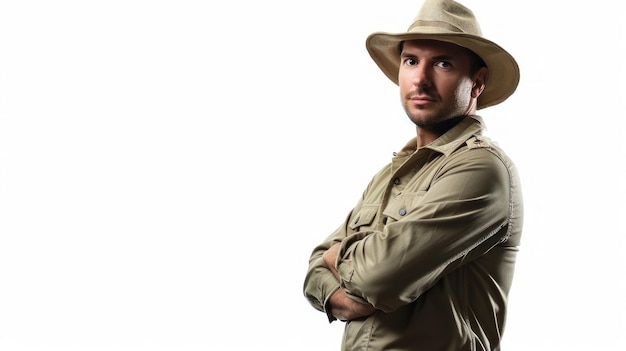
[382,191,426,222]
[348,205,378,232]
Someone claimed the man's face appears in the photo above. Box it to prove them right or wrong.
[398,39,485,128]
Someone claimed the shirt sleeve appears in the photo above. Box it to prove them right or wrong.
[302,171,385,321]
[302,209,353,322]
[336,147,514,312]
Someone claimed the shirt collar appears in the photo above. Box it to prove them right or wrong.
[397,115,486,157]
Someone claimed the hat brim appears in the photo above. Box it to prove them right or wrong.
[366,32,520,110]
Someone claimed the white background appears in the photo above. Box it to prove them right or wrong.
[0,0,624,350]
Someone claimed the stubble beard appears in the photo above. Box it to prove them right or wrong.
[404,103,466,135]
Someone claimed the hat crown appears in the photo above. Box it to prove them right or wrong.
[408,0,482,36]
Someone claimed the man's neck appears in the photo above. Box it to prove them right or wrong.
[415,115,466,148]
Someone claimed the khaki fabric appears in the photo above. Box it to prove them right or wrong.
[303,116,523,351]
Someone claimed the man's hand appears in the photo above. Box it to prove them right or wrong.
[322,242,377,321]
[328,287,377,321]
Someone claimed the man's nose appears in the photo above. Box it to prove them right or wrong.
[412,64,432,88]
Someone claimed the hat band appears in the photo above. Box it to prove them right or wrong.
[408,20,464,33]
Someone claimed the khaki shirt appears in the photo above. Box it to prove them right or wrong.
[304,116,523,351]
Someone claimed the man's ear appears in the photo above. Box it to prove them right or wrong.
[471,67,488,98]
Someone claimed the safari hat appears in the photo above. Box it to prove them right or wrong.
[365,0,519,109]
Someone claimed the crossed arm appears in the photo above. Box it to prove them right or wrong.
[322,243,377,321]
[309,149,512,320]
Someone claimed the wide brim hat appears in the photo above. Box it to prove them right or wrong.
[365,0,520,110]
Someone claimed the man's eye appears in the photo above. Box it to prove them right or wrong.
[437,61,452,68]
[404,58,418,66]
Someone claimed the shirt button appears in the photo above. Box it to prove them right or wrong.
[399,208,407,216]
[393,178,401,185]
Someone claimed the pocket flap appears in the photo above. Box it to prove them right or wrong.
[348,205,378,230]
[382,191,426,221]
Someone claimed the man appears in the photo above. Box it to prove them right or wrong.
[303,0,523,350]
